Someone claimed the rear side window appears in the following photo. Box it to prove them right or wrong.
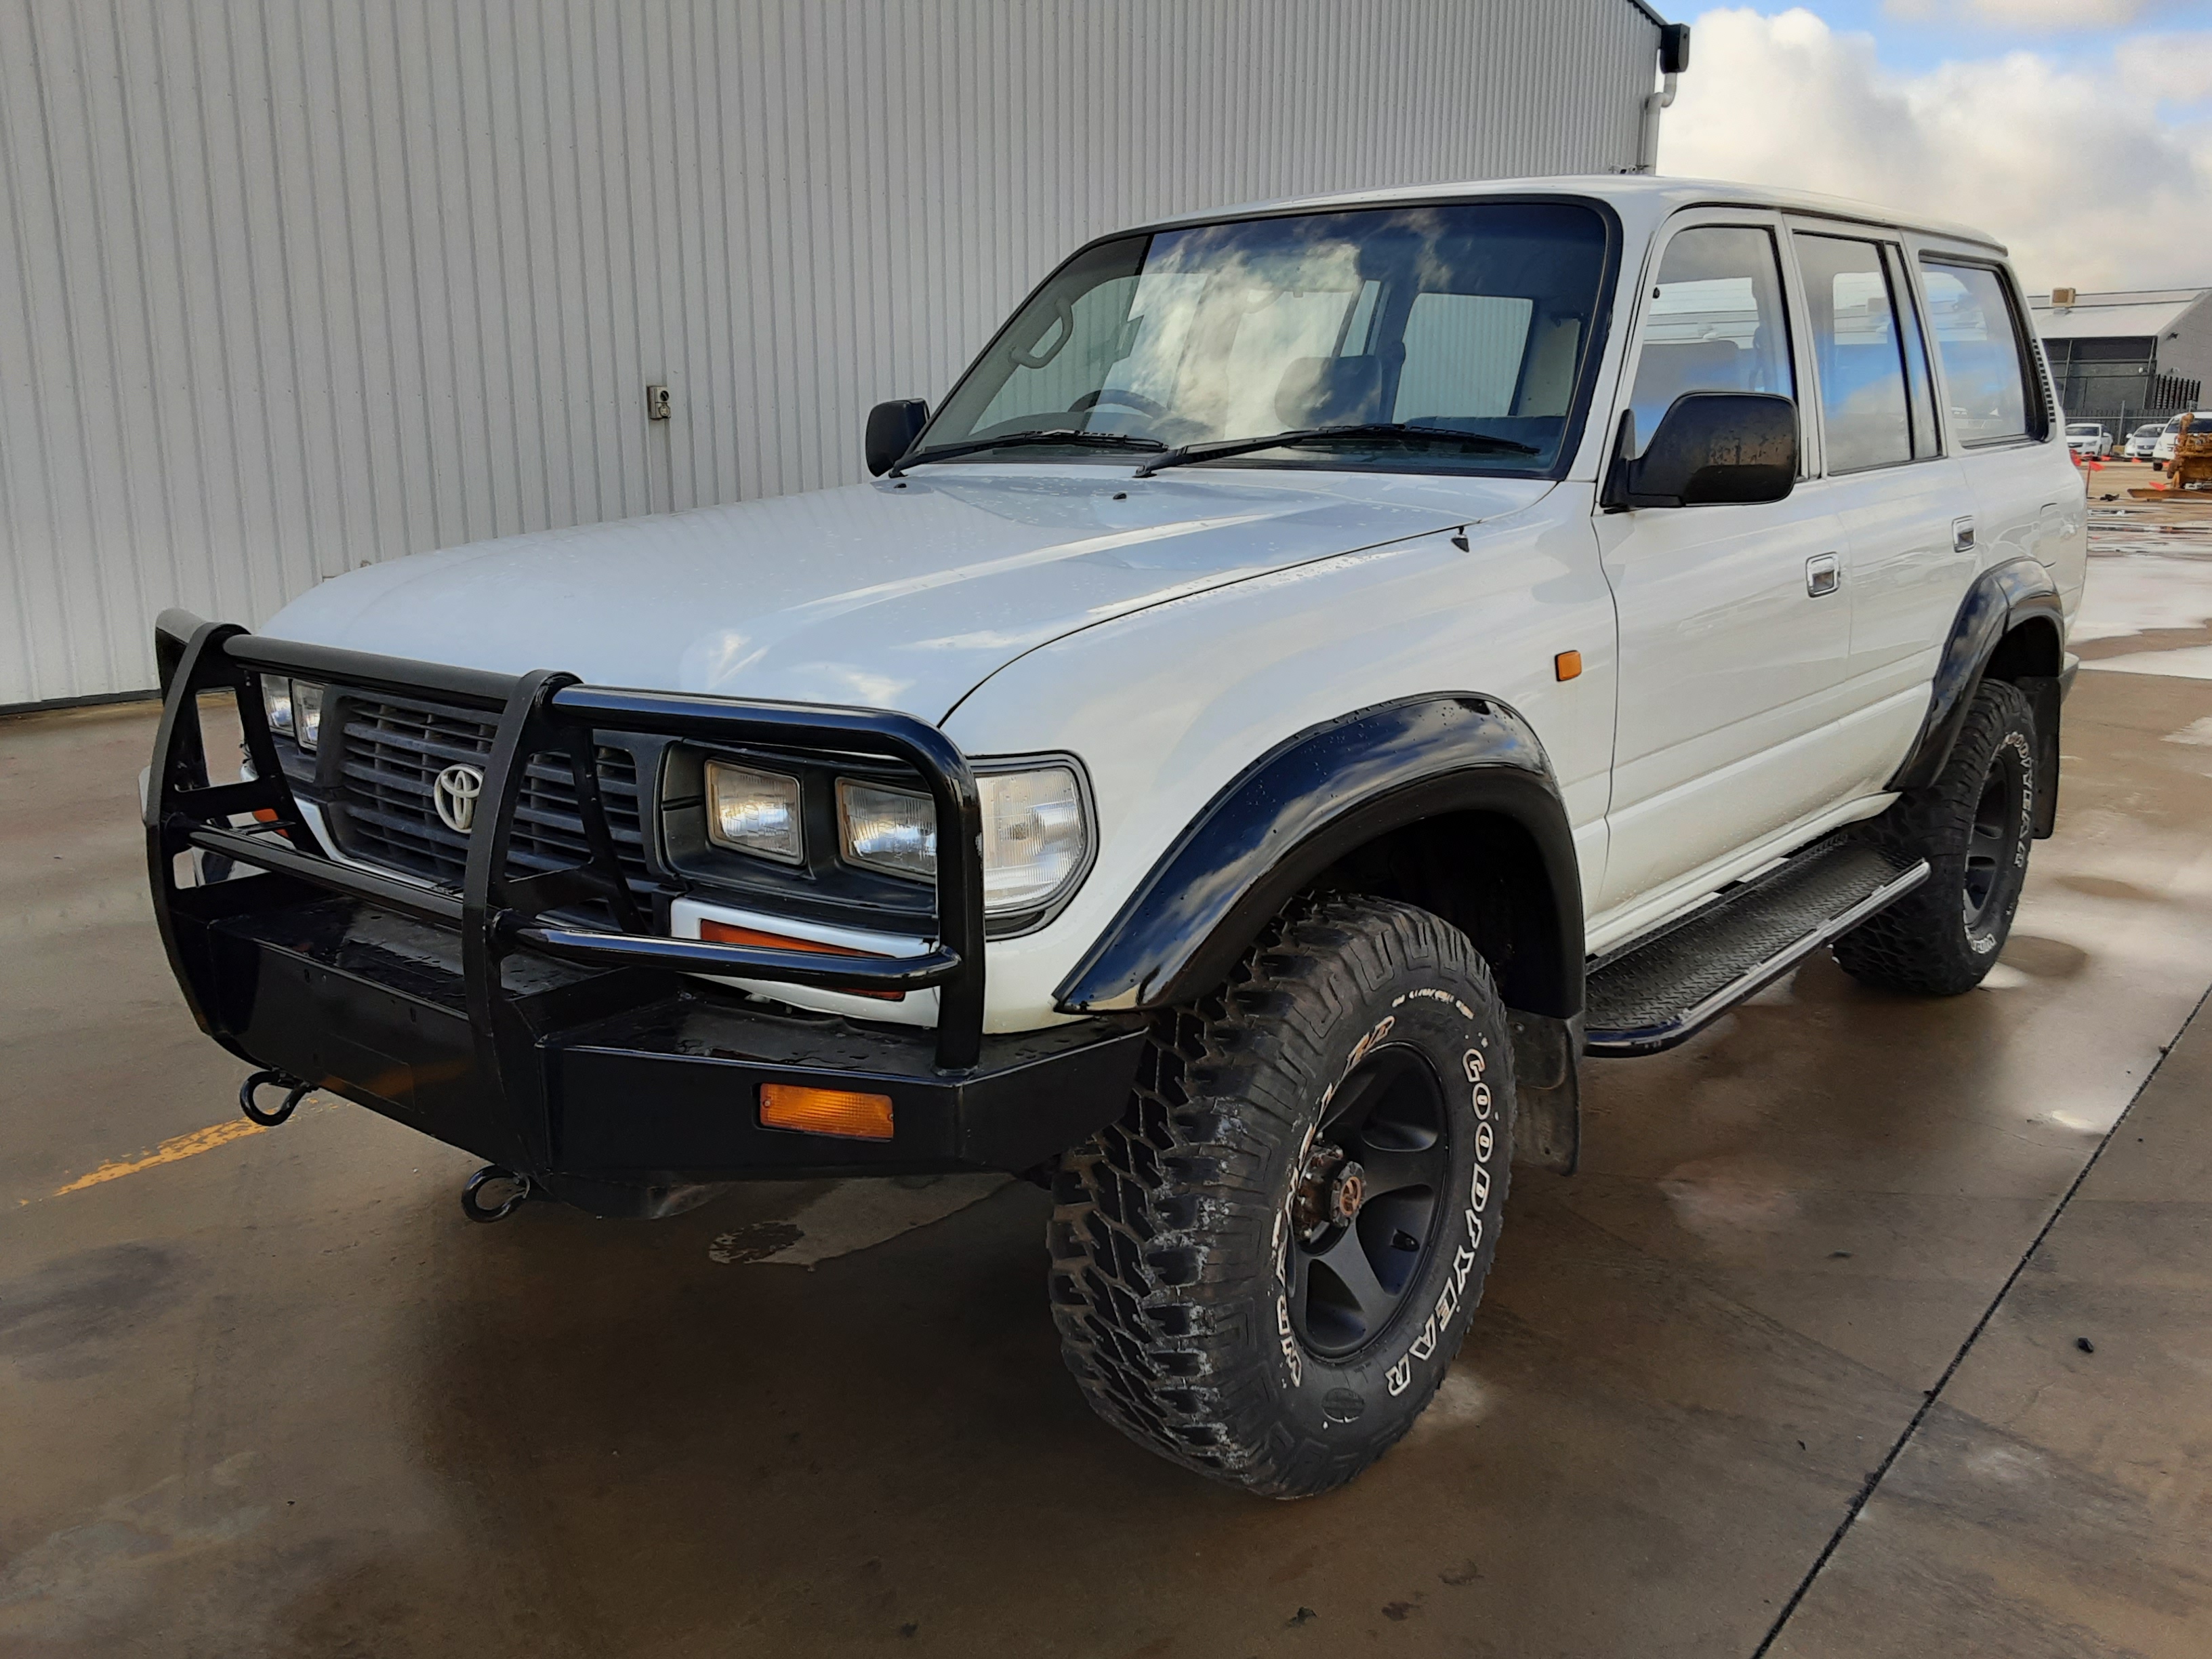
[1919,260,2039,445]
[1795,233,1912,472]
[1626,225,1795,455]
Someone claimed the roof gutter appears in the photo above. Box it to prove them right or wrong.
[1634,23,1692,175]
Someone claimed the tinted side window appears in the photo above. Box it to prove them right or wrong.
[1919,260,2036,445]
[1626,226,1794,455]
[1795,233,1912,472]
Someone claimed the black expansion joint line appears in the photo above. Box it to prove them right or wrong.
[1748,977,2212,1659]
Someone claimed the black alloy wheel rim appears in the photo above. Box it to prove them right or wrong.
[1963,750,2025,928]
[1287,1045,1452,1359]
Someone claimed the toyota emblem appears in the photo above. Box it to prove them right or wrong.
[433,764,485,834]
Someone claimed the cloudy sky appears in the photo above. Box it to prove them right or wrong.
[1661,1,2212,292]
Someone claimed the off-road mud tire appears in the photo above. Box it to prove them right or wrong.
[1834,677,2037,996]
[1048,893,1515,1498]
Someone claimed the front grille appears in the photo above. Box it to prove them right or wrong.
[329,698,651,897]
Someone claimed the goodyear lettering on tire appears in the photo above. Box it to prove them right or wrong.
[1387,1038,1494,1397]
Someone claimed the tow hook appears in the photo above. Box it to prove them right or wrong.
[239,1069,312,1127]
[461,1166,535,1223]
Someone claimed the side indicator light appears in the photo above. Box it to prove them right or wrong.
[699,919,904,1002]
[759,1083,895,1141]
[1555,651,1583,682]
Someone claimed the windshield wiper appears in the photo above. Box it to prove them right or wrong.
[1132,423,1540,478]
[889,429,1166,476]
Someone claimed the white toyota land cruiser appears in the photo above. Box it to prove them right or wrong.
[148,176,2084,1498]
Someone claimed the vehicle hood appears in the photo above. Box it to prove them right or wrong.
[264,468,1549,720]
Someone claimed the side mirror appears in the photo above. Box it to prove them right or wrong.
[865,399,930,477]
[1602,392,1797,510]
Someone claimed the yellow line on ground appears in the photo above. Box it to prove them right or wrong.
[52,1117,269,1196]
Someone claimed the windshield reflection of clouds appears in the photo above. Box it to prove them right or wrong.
[928,203,1607,476]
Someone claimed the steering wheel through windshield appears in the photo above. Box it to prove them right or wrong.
[1068,388,1168,418]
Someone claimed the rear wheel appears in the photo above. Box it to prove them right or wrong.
[1048,893,1513,1498]
[1833,678,2037,996]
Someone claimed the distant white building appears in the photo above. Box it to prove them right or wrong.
[0,0,1677,709]
[2029,286,2212,438]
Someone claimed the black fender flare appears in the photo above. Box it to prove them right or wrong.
[1888,556,2066,802]
[1054,695,1584,1019]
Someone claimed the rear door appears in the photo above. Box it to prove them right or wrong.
[1786,226,1976,785]
[1917,255,2078,593]
[1593,210,1853,920]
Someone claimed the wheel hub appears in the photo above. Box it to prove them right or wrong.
[1292,1141,1357,1242]
[1328,1162,1367,1226]
[1284,1043,1455,1359]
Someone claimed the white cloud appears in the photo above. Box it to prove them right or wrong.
[2114,31,2212,103]
[1663,9,2212,290]
[1885,0,2150,29]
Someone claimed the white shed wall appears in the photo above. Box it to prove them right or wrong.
[0,0,1658,706]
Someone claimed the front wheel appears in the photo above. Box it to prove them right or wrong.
[1048,893,1514,1498]
[1834,678,2037,996]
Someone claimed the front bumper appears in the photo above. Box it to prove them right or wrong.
[148,613,1144,1207]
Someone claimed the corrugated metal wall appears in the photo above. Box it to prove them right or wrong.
[0,0,1656,707]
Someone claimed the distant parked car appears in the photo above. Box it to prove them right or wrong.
[2065,422,2110,458]
[2154,412,2212,471]
[2125,424,2164,461]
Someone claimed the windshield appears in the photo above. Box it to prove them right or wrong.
[921,201,1612,476]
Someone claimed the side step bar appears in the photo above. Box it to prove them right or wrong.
[1583,834,1929,1057]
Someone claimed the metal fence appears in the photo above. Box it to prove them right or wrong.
[2045,350,2203,442]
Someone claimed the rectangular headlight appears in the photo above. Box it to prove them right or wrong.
[293,681,324,750]
[260,674,293,736]
[836,765,1089,916]
[705,759,803,863]
[838,778,937,882]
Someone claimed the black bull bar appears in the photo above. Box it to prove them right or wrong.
[146,611,1144,1210]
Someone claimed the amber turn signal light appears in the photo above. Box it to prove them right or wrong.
[759,1083,895,1141]
[1555,650,1582,682]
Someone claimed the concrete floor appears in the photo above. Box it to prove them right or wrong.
[7,562,2212,1655]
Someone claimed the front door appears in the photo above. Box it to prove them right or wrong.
[1593,212,1853,925]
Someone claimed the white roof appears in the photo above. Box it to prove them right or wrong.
[2032,291,2209,340]
[1128,174,2008,254]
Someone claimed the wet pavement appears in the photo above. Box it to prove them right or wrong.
[7,550,2212,1656]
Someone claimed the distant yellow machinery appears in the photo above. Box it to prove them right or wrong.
[2172,413,2212,491]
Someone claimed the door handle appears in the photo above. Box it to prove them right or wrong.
[1952,516,1976,552]
[1806,553,1840,597]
